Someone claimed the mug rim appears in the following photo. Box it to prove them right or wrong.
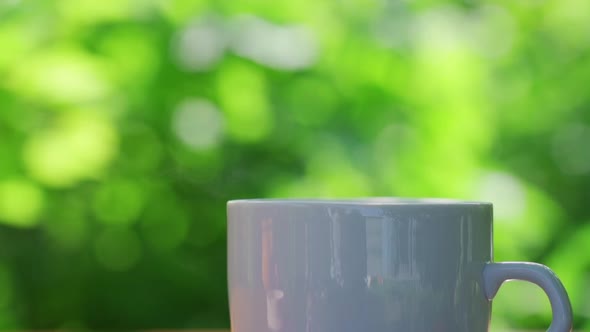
[228,197,492,207]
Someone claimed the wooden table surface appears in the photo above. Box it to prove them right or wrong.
[191,330,556,332]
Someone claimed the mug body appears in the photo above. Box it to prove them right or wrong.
[228,199,493,332]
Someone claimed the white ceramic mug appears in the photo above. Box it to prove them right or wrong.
[227,198,573,332]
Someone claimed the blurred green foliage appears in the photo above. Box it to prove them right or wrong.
[0,0,589,330]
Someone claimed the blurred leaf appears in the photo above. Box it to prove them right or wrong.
[23,109,119,187]
[0,178,44,228]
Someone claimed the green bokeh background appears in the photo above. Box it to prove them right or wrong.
[0,0,589,330]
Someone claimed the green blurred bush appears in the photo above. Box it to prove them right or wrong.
[0,0,589,330]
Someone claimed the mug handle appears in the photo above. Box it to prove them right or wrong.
[483,262,573,332]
